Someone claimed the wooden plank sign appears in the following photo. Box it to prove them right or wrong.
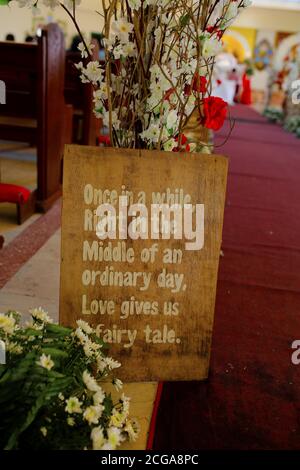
[60,145,228,381]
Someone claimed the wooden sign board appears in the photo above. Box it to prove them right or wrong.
[60,145,228,381]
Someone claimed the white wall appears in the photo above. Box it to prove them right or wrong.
[252,0,300,11]
[1,3,300,45]
[0,0,104,45]
[235,6,300,33]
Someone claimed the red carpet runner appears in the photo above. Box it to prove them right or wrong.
[152,105,300,450]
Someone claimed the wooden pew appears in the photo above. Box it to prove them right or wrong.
[64,41,100,146]
[0,23,73,213]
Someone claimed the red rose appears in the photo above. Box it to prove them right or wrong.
[203,96,228,131]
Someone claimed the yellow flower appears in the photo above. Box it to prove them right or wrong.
[65,397,82,414]
[83,405,103,425]
[67,417,75,427]
[40,427,47,437]
[29,307,53,324]
[93,389,105,406]
[90,426,105,450]
[76,320,94,335]
[107,426,123,449]
[6,341,23,355]
[125,419,140,441]
[37,354,54,371]
[82,370,101,393]
[112,378,123,391]
[0,314,16,334]
[110,411,125,428]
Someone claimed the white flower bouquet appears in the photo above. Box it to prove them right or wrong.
[0,309,138,450]
[15,0,251,151]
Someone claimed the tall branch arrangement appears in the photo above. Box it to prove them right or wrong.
[17,0,251,150]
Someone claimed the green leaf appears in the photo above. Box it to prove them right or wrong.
[3,374,74,449]
[103,395,113,417]
[5,393,47,449]
[45,324,72,336]
[180,14,190,27]
[18,328,42,337]
[40,348,69,359]
[0,351,36,383]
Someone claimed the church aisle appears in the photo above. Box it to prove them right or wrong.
[152,105,300,450]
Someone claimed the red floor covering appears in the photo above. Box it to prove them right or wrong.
[152,105,300,450]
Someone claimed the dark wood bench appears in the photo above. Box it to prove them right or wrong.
[65,42,100,146]
[0,23,73,213]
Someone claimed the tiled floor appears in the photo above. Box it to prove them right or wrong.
[1,230,61,320]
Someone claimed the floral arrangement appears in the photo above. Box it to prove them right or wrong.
[15,0,251,151]
[263,107,284,124]
[284,115,300,138]
[0,309,138,450]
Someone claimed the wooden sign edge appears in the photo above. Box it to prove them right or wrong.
[63,143,228,167]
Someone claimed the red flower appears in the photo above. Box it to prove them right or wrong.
[184,84,192,96]
[98,135,111,146]
[176,134,188,145]
[203,96,228,131]
[192,73,207,93]
[206,26,214,34]
[185,74,207,96]
[206,26,222,39]
[173,134,190,152]
[164,88,175,101]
